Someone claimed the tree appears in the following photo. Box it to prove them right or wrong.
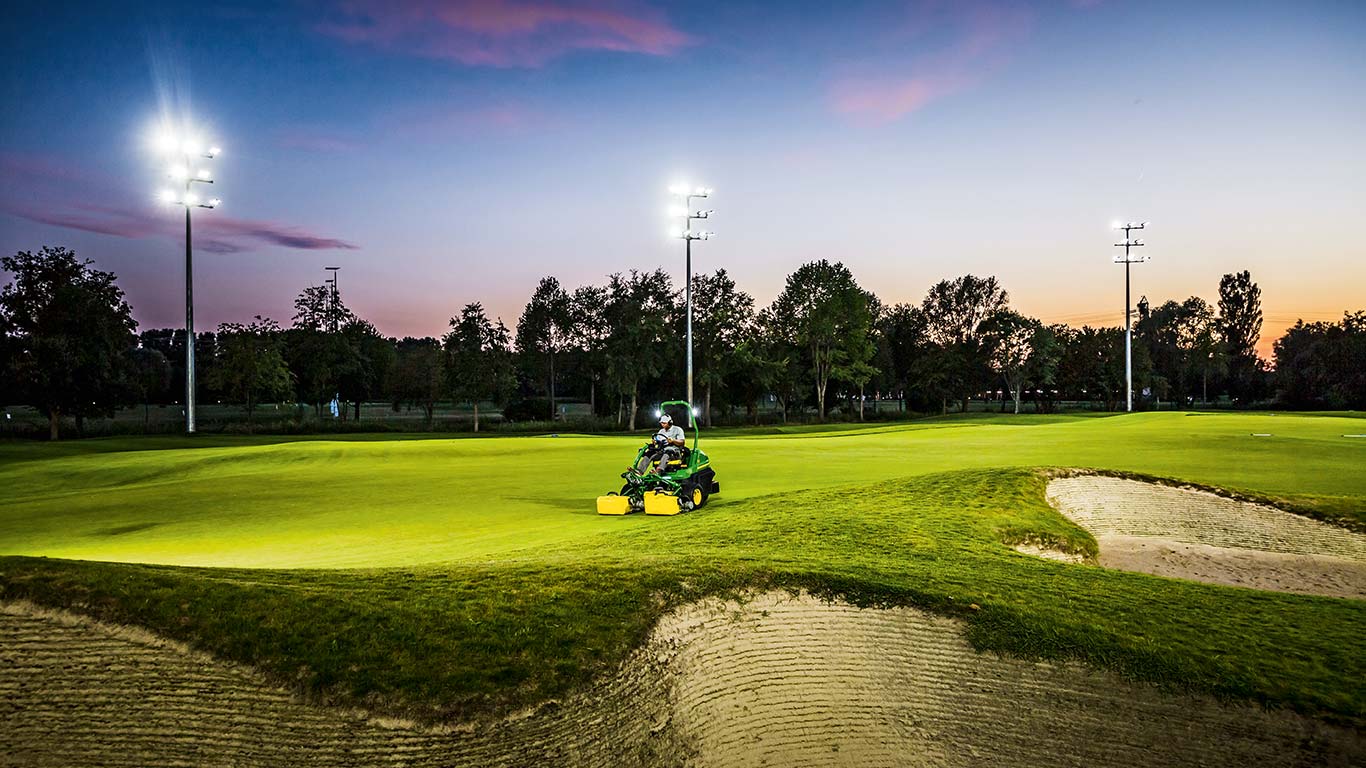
[388,337,445,427]
[567,284,609,416]
[1273,311,1366,409]
[293,284,355,333]
[444,303,515,432]
[768,260,876,421]
[516,277,572,420]
[920,275,1009,412]
[602,269,672,430]
[128,346,172,429]
[686,269,755,425]
[1138,296,1221,405]
[0,246,137,439]
[982,309,1040,414]
[288,283,361,419]
[1219,270,1263,400]
[338,319,395,421]
[211,317,292,430]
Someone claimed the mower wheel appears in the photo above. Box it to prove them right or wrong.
[689,482,708,509]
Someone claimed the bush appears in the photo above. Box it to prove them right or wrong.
[501,398,553,422]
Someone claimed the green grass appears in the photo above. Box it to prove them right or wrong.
[1,413,1363,725]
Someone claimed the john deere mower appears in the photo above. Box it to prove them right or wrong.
[597,400,720,515]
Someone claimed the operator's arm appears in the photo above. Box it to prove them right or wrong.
[668,426,686,446]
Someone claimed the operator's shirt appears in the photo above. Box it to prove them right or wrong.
[655,425,685,444]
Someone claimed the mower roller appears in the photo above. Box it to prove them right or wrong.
[597,400,720,515]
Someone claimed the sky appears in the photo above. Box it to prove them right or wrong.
[2,0,1363,359]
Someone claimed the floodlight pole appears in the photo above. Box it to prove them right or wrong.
[325,266,341,333]
[155,136,221,435]
[1113,222,1148,413]
[185,204,195,433]
[675,188,712,427]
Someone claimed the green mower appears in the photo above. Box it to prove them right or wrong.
[597,400,720,515]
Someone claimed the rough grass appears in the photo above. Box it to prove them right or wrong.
[1,413,1364,726]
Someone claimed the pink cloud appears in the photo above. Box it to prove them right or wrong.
[829,2,1034,124]
[0,153,358,253]
[314,0,693,68]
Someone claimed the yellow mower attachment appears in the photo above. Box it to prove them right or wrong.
[644,491,683,516]
[596,494,632,515]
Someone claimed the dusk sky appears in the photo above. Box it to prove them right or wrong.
[2,0,1363,358]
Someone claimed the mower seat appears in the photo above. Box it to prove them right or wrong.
[664,447,690,470]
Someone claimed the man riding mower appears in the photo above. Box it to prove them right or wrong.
[597,401,720,516]
[637,412,686,476]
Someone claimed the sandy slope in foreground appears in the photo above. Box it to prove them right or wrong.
[1043,475,1366,598]
[3,592,1360,767]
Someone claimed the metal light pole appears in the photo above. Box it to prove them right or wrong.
[668,184,714,426]
[156,132,221,434]
[1113,221,1148,412]
[325,266,341,333]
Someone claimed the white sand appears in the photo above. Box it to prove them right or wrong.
[1039,475,1366,599]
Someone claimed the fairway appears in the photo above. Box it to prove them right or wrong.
[2,412,1362,568]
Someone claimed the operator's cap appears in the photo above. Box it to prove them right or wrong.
[659,413,672,424]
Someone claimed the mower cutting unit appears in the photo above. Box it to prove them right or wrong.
[597,400,720,516]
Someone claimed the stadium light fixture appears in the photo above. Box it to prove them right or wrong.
[152,122,222,435]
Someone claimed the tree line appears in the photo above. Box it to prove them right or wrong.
[2,245,1363,439]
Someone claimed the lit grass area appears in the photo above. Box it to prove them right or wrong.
[1,413,1363,724]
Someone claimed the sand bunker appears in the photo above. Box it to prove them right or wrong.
[3,593,1360,767]
[1042,475,1366,599]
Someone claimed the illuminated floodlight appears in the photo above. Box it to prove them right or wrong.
[184,192,200,207]
[654,409,663,418]
[196,168,212,180]
[168,164,189,180]
[206,198,221,208]
[152,128,179,154]
[207,146,222,158]
[157,189,178,204]
[181,138,202,156]
[693,186,710,197]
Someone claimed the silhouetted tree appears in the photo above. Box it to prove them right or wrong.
[0,246,137,439]
[920,275,1009,412]
[388,337,444,427]
[1273,311,1366,409]
[211,317,292,430]
[768,260,877,421]
[1219,270,1264,401]
[445,303,515,432]
[128,346,172,429]
[516,277,572,420]
[603,269,673,429]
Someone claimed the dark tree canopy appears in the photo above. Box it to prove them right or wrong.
[0,246,137,439]
[445,302,515,432]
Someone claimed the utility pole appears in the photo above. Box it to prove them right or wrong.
[1113,221,1148,413]
[668,184,714,427]
[155,130,221,434]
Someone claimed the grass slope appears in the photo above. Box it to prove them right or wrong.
[1,413,1363,725]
